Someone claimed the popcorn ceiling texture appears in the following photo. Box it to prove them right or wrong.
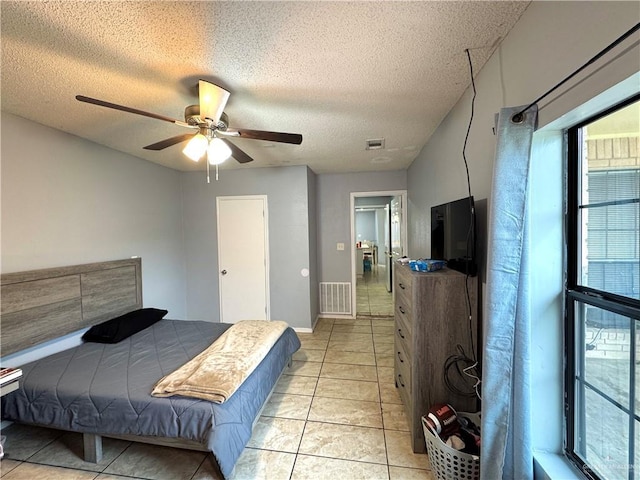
[1,1,529,174]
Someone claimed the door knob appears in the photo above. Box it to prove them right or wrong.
[221,270,227,275]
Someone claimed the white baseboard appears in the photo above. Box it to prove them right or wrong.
[293,327,313,333]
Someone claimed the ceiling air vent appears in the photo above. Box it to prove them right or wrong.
[365,138,385,150]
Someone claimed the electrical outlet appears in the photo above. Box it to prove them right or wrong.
[337,243,345,251]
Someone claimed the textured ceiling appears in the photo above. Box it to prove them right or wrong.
[1,1,530,174]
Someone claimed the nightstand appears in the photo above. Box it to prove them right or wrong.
[0,380,19,460]
[0,380,19,397]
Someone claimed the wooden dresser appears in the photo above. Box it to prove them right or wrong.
[393,262,479,453]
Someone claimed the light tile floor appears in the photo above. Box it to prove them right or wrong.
[0,317,434,480]
[356,265,394,317]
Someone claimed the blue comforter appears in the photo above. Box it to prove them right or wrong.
[1,319,300,478]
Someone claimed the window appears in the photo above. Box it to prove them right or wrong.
[566,94,640,479]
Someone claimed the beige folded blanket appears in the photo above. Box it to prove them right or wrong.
[151,320,289,403]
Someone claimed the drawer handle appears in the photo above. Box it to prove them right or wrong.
[397,351,404,363]
[397,374,405,388]
[397,328,405,339]
[399,282,406,290]
[399,306,405,315]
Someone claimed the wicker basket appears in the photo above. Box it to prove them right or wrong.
[422,412,480,480]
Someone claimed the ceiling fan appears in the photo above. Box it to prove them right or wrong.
[76,80,303,172]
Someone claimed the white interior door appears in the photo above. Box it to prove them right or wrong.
[389,195,403,293]
[216,196,269,323]
[385,204,392,292]
[390,195,403,260]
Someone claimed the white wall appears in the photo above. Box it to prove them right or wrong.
[405,0,640,469]
[1,112,187,319]
[375,207,387,265]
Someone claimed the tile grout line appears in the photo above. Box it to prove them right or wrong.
[294,318,393,475]
[372,325,392,479]
[289,318,332,478]
[6,315,407,479]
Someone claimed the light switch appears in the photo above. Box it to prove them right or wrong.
[337,242,345,251]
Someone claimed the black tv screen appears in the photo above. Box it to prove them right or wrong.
[431,196,477,276]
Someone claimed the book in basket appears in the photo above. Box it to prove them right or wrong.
[0,367,23,385]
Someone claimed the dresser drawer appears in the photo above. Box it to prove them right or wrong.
[396,371,411,416]
[394,266,412,305]
[395,300,412,328]
[395,303,412,346]
[395,340,411,380]
[394,336,412,391]
[395,357,411,398]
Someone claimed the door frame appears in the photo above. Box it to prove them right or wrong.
[216,194,271,322]
[350,190,407,317]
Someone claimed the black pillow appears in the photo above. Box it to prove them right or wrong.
[82,308,168,343]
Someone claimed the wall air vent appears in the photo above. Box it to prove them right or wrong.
[365,138,385,150]
[319,282,352,315]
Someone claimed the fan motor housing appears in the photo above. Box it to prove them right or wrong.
[184,105,228,131]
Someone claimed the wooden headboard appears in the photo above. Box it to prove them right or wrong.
[1,258,142,356]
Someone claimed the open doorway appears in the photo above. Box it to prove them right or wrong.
[350,190,407,317]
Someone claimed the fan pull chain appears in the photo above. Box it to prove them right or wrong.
[216,164,219,181]
[206,160,211,184]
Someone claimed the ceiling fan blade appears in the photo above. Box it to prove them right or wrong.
[76,95,193,128]
[223,128,302,145]
[222,139,254,164]
[199,80,230,124]
[143,133,195,150]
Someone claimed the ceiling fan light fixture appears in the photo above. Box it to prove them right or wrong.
[199,80,230,123]
[76,82,302,169]
[183,133,208,161]
[207,138,232,165]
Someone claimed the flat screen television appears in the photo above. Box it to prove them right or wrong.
[431,196,477,276]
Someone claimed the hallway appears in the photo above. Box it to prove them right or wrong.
[356,264,394,317]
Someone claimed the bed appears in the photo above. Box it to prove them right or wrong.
[0,258,301,479]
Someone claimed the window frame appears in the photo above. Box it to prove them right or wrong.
[565,92,640,479]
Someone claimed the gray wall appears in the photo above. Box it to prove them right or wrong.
[317,171,406,283]
[355,196,391,207]
[1,112,318,335]
[407,1,640,273]
[404,0,640,464]
[307,168,319,325]
[0,112,187,318]
[355,211,376,243]
[181,165,314,329]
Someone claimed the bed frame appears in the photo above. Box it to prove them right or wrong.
[1,258,144,461]
[1,258,290,467]
[1,258,142,356]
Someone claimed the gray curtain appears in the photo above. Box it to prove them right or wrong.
[481,105,538,479]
